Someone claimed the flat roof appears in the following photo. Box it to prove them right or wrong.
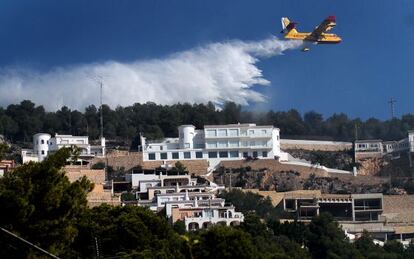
[204,124,274,129]
[355,139,383,143]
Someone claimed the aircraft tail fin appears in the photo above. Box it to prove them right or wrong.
[280,17,298,36]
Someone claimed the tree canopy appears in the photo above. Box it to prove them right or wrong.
[1,100,414,144]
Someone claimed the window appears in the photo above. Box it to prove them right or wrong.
[218,141,228,148]
[160,153,167,160]
[229,140,239,147]
[229,151,239,158]
[172,152,179,159]
[253,151,258,158]
[196,152,203,158]
[46,140,49,144]
[261,129,267,135]
[41,150,45,155]
[206,129,217,137]
[219,151,228,158]
[262,151,268,158]
[184,152,191,159]
[228,129,238,136]
[206,141,217,148]
[194,143,205,148]
[160,146,163,150]
[217,129,227,137]
[249,130,255,135]
[148,153,156,160]
[41,139,44,144]
[184,143,190,148]
[208,152,217,158]
[243,152,248,158]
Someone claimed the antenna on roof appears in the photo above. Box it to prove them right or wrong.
[99,80,103,139]
[388,97,397,119]
[87,74,104,139]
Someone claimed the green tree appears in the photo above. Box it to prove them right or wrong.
[72,205,185,258]
[192,226,257,259]
[0,148,93,257]
[0,142,9,162]
[306,213,361,259]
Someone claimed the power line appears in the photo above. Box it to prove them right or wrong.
[0,227,59,259]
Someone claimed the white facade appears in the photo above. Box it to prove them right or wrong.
[21,133,106,163]
[141,123,288,169]
[127,170,243,231]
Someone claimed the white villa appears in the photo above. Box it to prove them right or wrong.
[124,171,243,231]
[140,123,289,170]
[21,133,106,163]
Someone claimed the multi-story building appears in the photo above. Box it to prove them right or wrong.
[124,170,243,230]
[140,123,288,170]
[354,131,414,165]
[283,192,383,222]
[21,133,105,163]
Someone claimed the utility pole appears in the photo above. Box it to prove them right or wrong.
[99,81,103,139]
[388,98,397,119]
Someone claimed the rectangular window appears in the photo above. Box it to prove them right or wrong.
[249,130,255,135]
[148,153,156,160]
[184,152,191,159]
[208,152,218,158]
[160,153,167,160]
[184,143,190,148]
[229,140,239,147]
[228,129,238,136]
[219,151,228,158]
[217,129,227,137]
[243,152,248,158]
[206,129,217,137]
[196,152,203,158]
[206,141,217,148]
[194,143,205,148]
[253,151,258,158]
[218,141,228,148]
[172,152,179,159]
[240,129,247,136]
[261,129,267,135]
[229,151,239,158]
[262,151,268,158]
[41,150,45,155]
[41,139,44,144]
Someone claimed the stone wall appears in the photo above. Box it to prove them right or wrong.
[91,151,209,175]
[219,159,329,178]
[281,139,353,151]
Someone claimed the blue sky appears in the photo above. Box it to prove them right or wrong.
[0,0,413,119]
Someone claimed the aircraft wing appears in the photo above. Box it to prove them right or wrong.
[309,16,336,39]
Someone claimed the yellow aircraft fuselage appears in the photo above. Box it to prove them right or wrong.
[281,17,342,51]
[284,32,342,44]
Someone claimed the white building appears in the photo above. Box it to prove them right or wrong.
[125,170,243,231]
[140,123,288,170]
[22,133,105,163]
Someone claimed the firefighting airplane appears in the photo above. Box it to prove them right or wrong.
[280,16,342,51]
